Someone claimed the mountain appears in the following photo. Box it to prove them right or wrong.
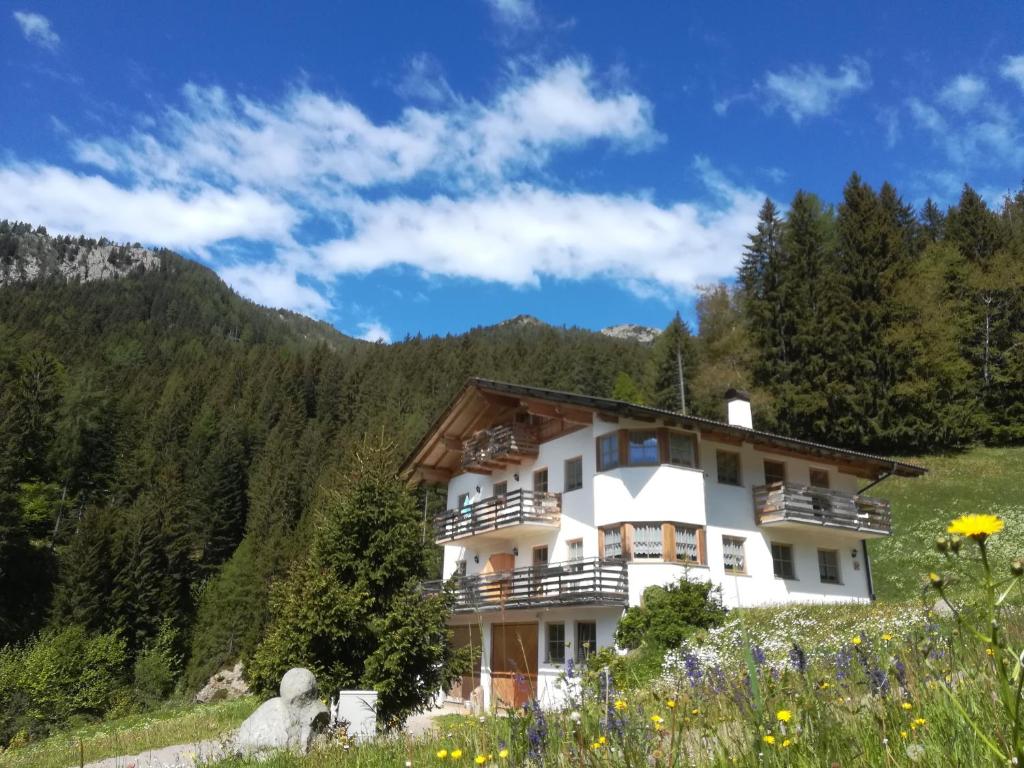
[601,323,661,344]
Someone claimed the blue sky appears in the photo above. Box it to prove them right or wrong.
[2,2,1023,341]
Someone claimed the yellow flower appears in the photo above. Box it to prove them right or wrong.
[901,702,912,711]
[776,709,792,723]
[691,708,700,716]
[881,633,893,642]
[914,718,926,727]
[763,734,775,745]
[613,699,627,711]
[987,647,996,657]
[650,714,664,725]
[818,681,831,690]
[498,750,509,760]
[947,514,1004,540]
[781,739,791,748]
[666,699,677,709]
[900,730,908,739]
[851,635,862,646]
[451,750,463,760]
[475,756,486,765]
[436,750,449,760]
[590,742,602,750]
[598,736,607,746]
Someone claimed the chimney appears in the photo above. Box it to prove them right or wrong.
[725,388,752,429]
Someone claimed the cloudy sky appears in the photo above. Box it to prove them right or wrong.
[2,2,1023,340]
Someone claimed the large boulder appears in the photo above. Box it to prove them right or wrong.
[196,662,250,704]
[235,668,330,755]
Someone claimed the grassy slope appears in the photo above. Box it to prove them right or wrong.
[869,445,1024,601]
[0,698,257,768]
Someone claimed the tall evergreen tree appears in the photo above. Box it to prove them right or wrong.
[646,312,698,413]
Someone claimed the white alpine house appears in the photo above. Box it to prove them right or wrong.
[403,378,926,710]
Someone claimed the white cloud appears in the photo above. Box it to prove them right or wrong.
[1000,55,1024,93]
[219,260,330,316]
[761,58,871,123]
[937,74,987,113]
[907,94,1024,169]
[13,11,59,50]
[394,53,455,104]
[877,107,900,148]
[485,0,537,28]
[356,321,392,343]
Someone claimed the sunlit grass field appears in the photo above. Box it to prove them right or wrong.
[0,697,256,768]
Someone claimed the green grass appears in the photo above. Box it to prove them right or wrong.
[870,445,1024,601]
[0,697,257,768]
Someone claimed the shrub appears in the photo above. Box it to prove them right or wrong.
[616,577,726,651]
[133,620,183,707]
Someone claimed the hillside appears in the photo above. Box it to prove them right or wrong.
[870,445,1024,601]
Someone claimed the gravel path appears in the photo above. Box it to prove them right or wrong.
[75,738,228,768]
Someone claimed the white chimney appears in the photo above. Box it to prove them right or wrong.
[725,388,752,429]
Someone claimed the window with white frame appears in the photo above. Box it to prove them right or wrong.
[771,542,796,579]
[567,538,583,562]
[576,621,597,661]
[675,525,700,563]
[546,622,566,663]
[722,536,746,573]
[632,523,662,558]
[818,549,841,584]
[603,526,623,560]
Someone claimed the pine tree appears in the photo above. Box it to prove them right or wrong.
[647,312,698,412]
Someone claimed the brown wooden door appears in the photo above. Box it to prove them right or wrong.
[490,623,538,709]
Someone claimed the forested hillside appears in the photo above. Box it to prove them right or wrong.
[0,174,1022,726]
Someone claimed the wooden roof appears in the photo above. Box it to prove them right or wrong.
[401,378,928,484]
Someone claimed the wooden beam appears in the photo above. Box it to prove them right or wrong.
[441,435,464,451]
[415,466,453,484]
[699,428,746,446]
[596,412,619,423]
[520,399,593,425]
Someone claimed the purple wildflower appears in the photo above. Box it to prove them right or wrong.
[835,646,852,680]
[789,644,807,673]
[752,646,766,665]
[684,653,703,686]
[526,699,547,762]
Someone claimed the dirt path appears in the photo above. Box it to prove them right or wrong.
[76,739,227,768]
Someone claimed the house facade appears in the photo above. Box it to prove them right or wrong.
[403,379,925,710]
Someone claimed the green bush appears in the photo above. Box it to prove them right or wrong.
[133,620,183,708]
[0,625,129,744]
[615,577,725,651]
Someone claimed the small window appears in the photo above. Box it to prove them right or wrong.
[576,621,597,661]
[564,456,583,492]
[457,493,471,512]
[809,468,830,489]
[722,536,746,573]
[717,450,742,486]
[603,526,623,560]
[627,430,659,465]
[455,559,467,577]
[597,433,619,471]
[818,549,841,584]
[633,523,663,559]
[675,525,700,564]
[533,546,548,567]
[567,538,584,562]
[771,542,795,580]
[546,623,566,663]
[667,432,697,468]
[764,460,786,485]
[493,481,507,499]
[533,468,548,493]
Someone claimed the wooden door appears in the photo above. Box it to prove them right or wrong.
[447,625,482,701]
[490,623,538,709]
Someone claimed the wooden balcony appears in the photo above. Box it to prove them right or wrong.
[753,482,892,538]
[461,424,538,471]
[434,489,560,543]
[422,559,628,613]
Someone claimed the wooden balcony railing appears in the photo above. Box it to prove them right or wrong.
[422,559,628,613]
[461,424,539,470]
[434,489,560,542]
[753,482,892,535]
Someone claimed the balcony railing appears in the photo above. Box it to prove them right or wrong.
[435,489,561,543]
[461,424,539,470]
[753,482,892,535]
[422,558,628,613]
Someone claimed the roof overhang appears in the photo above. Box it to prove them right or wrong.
[401,378,928,484]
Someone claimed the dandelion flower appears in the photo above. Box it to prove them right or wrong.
[914,718,926,727]
[763,735,775,745]
[451,750,463,760]
[900,730,908,739]
[598,736,607,746]
[650,714,664,725]
[474,756,486,765]
[852,635,862,646]
[613,699,627,711]
[776,709,792,723]
[436,751,449,760]
[947,514,1003,540]
[901,702,912,710]
[590,742,602,750]
[498,750,509,759]
[818,681,831,690]
[987,647,995,657]
[882,633,893,642]
[666,699,676,709]
[691,708,700,716]
[782,739,791,748]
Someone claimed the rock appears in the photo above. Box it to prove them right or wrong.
[235,668,330,756]
[196,662,250,704]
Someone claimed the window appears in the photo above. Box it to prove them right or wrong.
[546,623,566,663]
[764,460,786,485]
[633,523,662,559]
[818,549,841,584]
[603,526,623,560]
[457,493,471,512]
[576,621,597,661]
[809,468,830,489]
[675,525,700,563]
[771,542,795,580]
[722,536,746,573]
[533,468,548,493]
[493,481,507,499]
[667,432,697,468]
[627,430,659,465]
[565,456,583,491]
[533,546,548,567]
[567,538,584,562]
[455,559,467,577]
[717,450,742,485]
[597,433,620,471]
